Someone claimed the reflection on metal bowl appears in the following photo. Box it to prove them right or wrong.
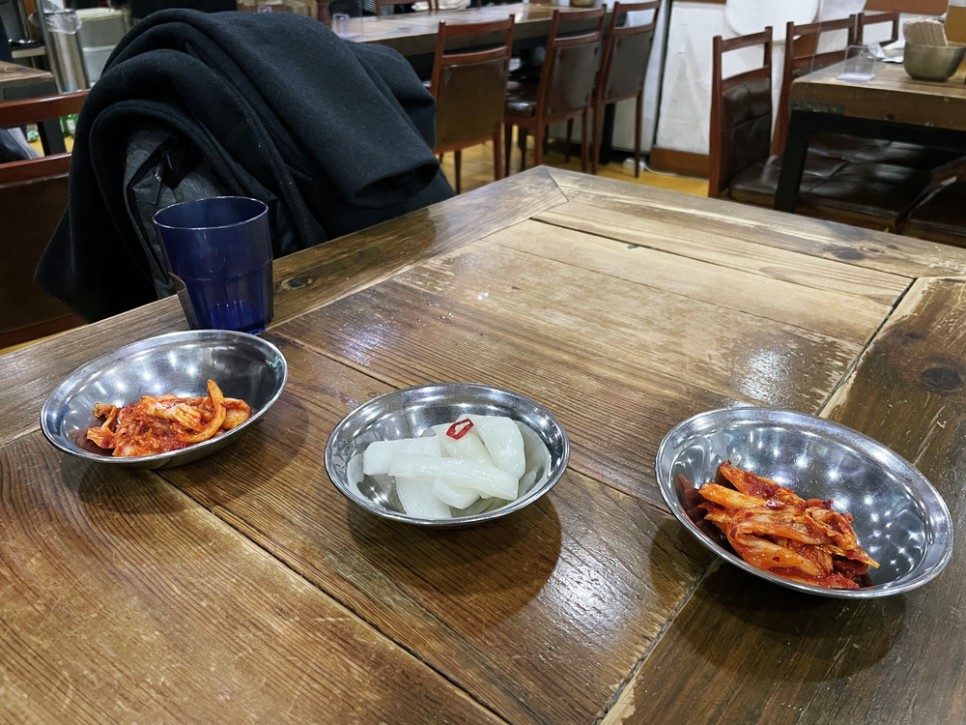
[325,382,569,528]
[655,407,952,598]
[40,330,287,469]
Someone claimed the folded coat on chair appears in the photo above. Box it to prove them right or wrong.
[36,9,453,322]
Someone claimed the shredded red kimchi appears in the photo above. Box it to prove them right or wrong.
[86,379,251,457]
[697,462,879,589]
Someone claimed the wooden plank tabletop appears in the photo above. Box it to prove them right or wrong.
[3,167,966,723]
[788,59,966,132]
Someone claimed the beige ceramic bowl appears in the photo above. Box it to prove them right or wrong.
[903,42,966,82]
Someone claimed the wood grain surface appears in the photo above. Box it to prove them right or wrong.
[4,167,966,723]
[789,61,966,131]
[610,276,966,725]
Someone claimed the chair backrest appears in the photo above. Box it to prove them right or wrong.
[536,8,605,120]
[597,0,661,107]
[708,27,773,199]
[855,10,901,46]
[429,16,514,151]
[0,89,88,184]
[0,89,88,346]
[774,16,858,154]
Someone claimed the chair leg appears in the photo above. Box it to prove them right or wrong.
[634,91,643,179]
[579,108,590,173]
[454,149,462,194]
[504,124,514,176]
[592,101,602,175]
[492,131,503,181]
[518,127,529,172]
[533,125,543,167]
[564,119,574,163]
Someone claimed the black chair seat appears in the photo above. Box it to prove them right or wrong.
[807,133,889,159]
[505,83,538,117]
[728,154,843,207]
[730,156,931,230]
[801,162,932,229]
[901,181,966,246]
[809,134,962,171]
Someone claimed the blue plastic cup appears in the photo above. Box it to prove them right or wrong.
[153,196,273,334]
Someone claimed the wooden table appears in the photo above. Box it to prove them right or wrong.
[0,60,66,154]
[775,59,966,213]
[4,167,966,723]
[341,2,604,61]
[0,60,57,102]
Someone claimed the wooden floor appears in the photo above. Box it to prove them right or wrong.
[441,139,709,197]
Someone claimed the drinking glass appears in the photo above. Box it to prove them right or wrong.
[153,196,274,334]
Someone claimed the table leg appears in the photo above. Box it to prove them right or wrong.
[775,111,810,213]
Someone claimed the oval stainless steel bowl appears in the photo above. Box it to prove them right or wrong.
[40,330,288,469]
[655,407,953,598]
[324,383,569,527]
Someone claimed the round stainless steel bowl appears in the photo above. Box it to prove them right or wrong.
[324,383,569,527]
[40,330,288,469]
[655,407,952,598]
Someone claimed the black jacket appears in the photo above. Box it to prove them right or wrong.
[36,9,453,321]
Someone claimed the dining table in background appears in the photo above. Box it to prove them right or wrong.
[0,60,65,153]
[775,58,966,213]
[334,2,609,68]
[3,167,966,723]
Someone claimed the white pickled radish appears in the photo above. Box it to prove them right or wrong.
[433,479,481,509]
[431,423,495,465]
[389,454,518,500]
[395,476,452,519]
[363,435,440,476]
[467,415,525,478]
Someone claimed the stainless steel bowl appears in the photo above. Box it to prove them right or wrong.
[655,407,952,598]
[903,42,966,82]
[41,330,288,469]
[325,383,569,527]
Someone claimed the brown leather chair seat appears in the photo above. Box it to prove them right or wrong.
[900,181,966,246]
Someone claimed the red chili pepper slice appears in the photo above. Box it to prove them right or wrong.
[446,418,474,440]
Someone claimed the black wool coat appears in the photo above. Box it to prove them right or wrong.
[37,8,453,321]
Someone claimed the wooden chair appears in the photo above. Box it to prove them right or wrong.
[708,28,778,201]
[709,27,930,232]
[429,16,514,194]
[0,90,89,348]
[773,16,859,157]
[503,7,605,174]
[855,9,901,46]
[0,90,87,184]
[591,0,660,177]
